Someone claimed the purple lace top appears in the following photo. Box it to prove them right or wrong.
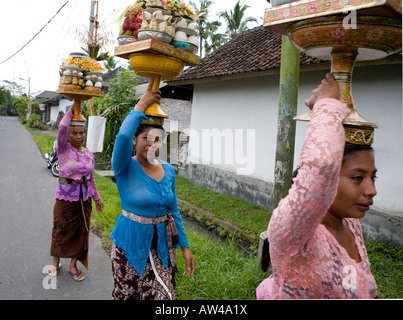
[54,111,101,202]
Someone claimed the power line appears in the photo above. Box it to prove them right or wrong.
[0,1,70,65]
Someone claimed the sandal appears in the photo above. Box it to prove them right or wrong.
[47,263,61,276]
[69,270,85,282]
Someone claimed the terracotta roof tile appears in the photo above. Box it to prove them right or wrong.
[36,90,61,100]
[170,26,325,83]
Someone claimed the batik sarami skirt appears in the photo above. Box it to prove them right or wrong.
[111,244,177,300]
[50,198,92,269]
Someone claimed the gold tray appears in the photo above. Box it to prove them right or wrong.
[114,39,199,66]
[56,88,104,101]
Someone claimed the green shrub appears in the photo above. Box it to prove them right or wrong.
[27,114,46,130]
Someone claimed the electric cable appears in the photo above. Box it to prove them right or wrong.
[0,1,70,65]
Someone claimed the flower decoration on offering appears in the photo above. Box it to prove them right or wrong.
[145,0,173,12]
[59,55,104,93]
[171,0,197,21]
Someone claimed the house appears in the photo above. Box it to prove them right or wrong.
[36,91,73,124]
[101,66,128,93]
[168,26,403,243]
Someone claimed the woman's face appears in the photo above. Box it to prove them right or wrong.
[68,125,85,149]
[133,127,164,163]
[329,149,377,220]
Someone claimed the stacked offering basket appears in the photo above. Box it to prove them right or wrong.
[115,39,199,126]
[57,53,105,122]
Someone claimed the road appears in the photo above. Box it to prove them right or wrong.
[0,117,113,300]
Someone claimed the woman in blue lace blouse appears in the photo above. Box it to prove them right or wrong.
[110,80,195,300]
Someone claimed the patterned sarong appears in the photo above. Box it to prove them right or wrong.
[111,244,176,300]
[111,210,179,300]
[50,198,92,269]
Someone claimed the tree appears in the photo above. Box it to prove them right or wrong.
[190,1,218,58]
[0,86,16,116]
[203,21,227,55]
[98,70,140,160]
[2,80,25,97]
[218,1,258,41]
[190,0,228,58]
[0,86,13,106]
[103,55,118,72]
[12,97,28,116]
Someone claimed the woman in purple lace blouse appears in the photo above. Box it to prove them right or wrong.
[47,107,104,282]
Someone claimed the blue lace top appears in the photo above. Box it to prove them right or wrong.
[110,110,189,276]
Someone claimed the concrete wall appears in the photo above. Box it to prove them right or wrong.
[161,98,192,133]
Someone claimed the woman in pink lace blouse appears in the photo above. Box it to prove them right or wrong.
[48,107,104,282]
[256,74,377,299]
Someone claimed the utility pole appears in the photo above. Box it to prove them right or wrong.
[88,0,99,116]
[89,1,96,33]
[28,77,31,117]
[89,0,99,45]
[271,35,300,211]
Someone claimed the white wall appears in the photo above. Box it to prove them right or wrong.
[189,76,279,181]
[188,62,402,216]
[50,98,73,123]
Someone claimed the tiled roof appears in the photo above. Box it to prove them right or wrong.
[169,26,325,83]
[36,91,61,100]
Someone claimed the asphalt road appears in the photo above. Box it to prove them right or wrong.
[0,117,113,300]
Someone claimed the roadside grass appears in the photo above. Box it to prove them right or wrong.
[175,175,271,236]
[175,229,265,299]
[365,239,403,299]
[32,132,402,299]
[31,133,56,155]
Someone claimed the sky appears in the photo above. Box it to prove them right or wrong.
[0,0,270,96]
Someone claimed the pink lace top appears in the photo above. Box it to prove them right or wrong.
[256,98,377,299]
[55,111,101,202]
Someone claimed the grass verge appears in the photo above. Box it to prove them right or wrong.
[175,175,271,236]
[31,133,56,155]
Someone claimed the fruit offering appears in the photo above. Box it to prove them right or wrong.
[117,0,200,54]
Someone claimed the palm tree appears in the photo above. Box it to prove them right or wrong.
[103,56,118,72]
[218,0,258,41]
[190,0,217,58]
[204,22,227,55]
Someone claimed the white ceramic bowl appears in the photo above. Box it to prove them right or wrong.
[174,30,187,41]
[187,35,199,46]
[138,29,173,44]
[188,22,198,30]
[176,19,187,27]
